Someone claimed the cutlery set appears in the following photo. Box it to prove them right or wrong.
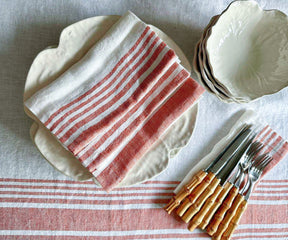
[164,124,274,239]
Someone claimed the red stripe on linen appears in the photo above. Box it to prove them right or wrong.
[70,51,179,157]
[1,195,287,205]
[50,32,157,133]
[61,42,172,153]
[250,195,288,200]
[1,178,287,184]
[0,233,287,240]
[97,78,205,191]
[1,205,287,231]
[254,190,288,194]
[1,189,288,197]
[0,184,175,191]
[0,178,287,184]
[236,228,288,234]
[81,65,189,170]
[0,191,174,197]
[0,198,169,205]
[233,235,288,240]
[0,235,209,240]
[260,179,288,183]
[143,180,180,184]
[1,208,185,231]
[258,128,272,142]
[44,26,150,127]
[265,141,288,175]
[257,184,288,188]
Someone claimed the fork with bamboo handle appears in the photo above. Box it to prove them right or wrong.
[165,125,251,215]
[186,139,258,230]
[206,181,240,236]
[176,125,253,218]
[205,141,263,236]
[212,193,245,239]
[217,155,273,240]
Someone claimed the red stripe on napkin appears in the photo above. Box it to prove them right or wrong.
[66,48,177,154]
[80,65,189,170]
[44,26,151,127]
[58,39,167,145]
[53,35,161,139]
[49,31,156,133]
[96,78,205,191]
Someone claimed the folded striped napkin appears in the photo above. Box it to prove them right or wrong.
[175,110,288,193]
[25,11,205,191]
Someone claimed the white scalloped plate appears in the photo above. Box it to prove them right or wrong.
[24,15,199,187]
[206,0,288,102]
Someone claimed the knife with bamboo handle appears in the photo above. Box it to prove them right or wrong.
[206,172,243,236]
[198,181,233,230]
[176,125,253,218]
[206,169,243,236]
[164,124,250,214]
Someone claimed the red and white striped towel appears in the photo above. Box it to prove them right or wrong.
[25,11,205,191]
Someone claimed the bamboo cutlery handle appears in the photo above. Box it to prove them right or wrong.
[222,200,248,240]
[198,181,233,230]
[164,170,207,214]
[212,194,244,239]
[183,176,220,224]
[176,172,215,217]
[206,185,239,235]
[187,183,223,231]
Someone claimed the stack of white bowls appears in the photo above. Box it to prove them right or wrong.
[193,0,288,103]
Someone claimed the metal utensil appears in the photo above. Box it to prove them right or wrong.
[213,154,273,240]
[175,125,253,218]
[186,137,255,230]
[206,142,264,235]
[164,124,251,214]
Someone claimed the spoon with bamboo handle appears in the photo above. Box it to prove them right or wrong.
[165,124,250,215]
[218,155,273,240]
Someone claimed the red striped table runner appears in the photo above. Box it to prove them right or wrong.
[0,178,287,239]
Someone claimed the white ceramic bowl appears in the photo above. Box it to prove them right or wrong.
[206,0,288,102]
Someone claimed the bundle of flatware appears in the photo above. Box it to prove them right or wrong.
[164,124,274,239]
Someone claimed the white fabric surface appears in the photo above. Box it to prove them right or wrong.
[1,1,288,239]
[1,0,287,184]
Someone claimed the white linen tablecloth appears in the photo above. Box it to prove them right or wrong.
[0,0,287,239]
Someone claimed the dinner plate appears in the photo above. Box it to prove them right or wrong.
[24,15,199,186]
